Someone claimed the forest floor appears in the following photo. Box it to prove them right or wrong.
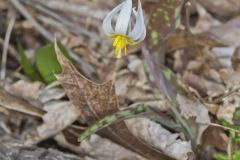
[0,0,240,160]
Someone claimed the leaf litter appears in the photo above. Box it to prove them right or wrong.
[1,0,240,160]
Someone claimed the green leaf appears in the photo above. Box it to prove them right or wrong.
[17,41,42,81]
[213,153,228,160]
[233,150,240,160]
[36,42,70,84]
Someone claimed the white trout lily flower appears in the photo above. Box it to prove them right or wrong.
[102,0,146,59]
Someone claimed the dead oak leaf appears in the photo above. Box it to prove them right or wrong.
[54,43,173,160]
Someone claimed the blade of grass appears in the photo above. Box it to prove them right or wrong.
[17,40,42,81]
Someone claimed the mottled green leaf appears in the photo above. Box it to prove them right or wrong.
[143,0,184,100]
[79,104,148,142]
[36,42,70,84]
[145,0,183,47]
[142,0,196,145]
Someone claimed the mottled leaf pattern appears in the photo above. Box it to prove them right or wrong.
[142,0,198,144]
[146,0,183,46]
[143,0,184,100]
[79,104,149,142]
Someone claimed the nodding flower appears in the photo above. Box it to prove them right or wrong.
[102,0,146,59]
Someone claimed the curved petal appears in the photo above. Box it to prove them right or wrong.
[102,2,124,36]
[115,0,132,35]
[135,24,146,42]
[128,0,146,42]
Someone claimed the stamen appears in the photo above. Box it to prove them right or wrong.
[112,34,136,59]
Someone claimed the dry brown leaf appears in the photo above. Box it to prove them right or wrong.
[165,31,224,53]
[201,126,229,153]
[183,72,206,95]
[55,43,173,160]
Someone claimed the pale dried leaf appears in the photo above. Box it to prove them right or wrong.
[126,118,192,160]
[217,94,240,124]
[208,16,240,46]
[80,134,146,160]
[177,94,210,144]
[116,56,154,102]
[5,80,44,106]
[39,88,66,103]
[197,0,240,18]
[212,47,235,68]
[37,101,79,140]
[0,89,44,117]
[192,3,221,33]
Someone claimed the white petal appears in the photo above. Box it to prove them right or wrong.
[129,0,146,42]
[115,0,132,35]
[102,2,124,36]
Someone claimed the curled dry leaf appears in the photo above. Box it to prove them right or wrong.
[80,134,146,160]
[39,87,66,103]
[125,118,192,160]
[5,80,44,106]
[54,43,173,160]
[25,101,80,145]
[208,16,240,46]
[192,3,221,34]
[0,89,44,117]
[177,94,210,144]
[212,47,235,68]
[38,101,79,139]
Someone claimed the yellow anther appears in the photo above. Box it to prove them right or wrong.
[111,34,137,59]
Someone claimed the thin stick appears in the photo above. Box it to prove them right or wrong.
[208,122,240,133]
[0,17,15,82]
[10,0,54,41]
